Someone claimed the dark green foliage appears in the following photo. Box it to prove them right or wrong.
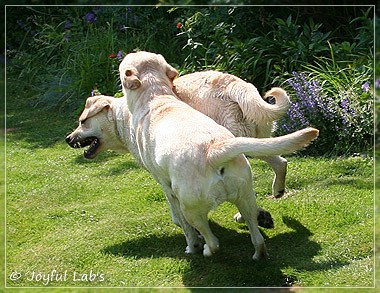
[6,5,374,156]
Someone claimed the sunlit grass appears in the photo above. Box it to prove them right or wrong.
[6,132,374,288]
[4,5,376,292]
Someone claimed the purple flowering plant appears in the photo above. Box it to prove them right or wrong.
[117,50,123,61]
[85,11,97,24]
[275,72,373,155]
[361,82,370,93]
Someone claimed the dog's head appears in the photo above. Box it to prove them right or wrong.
[66,95,124,159]
[119,51,178,92]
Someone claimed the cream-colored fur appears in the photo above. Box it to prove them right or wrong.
[66,95,141,162]
[66,95,276,229]
[118,51,318,259]
[173,71,290,198]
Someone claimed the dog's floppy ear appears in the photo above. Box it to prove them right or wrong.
[156,53,177,82]
[106,103,115,122]
[79,96,112,122]
[166,64,178,82]
[123,67,141,90]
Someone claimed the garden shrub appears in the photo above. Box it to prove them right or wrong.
[7,6,184,112]
[175,7,373,90]
[6,5,374,156]
[274,70,373,156]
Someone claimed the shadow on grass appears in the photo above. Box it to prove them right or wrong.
[6,98,79,149]
[71,153,142,177]
[320,177,373,190]
[102,217,348,288]
[73,152,138,165]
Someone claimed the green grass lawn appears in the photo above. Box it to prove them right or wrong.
[5,91,375,291]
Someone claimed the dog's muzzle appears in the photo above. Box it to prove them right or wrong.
[66,134,100,159]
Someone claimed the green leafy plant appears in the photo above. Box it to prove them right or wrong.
[6,6,374,156]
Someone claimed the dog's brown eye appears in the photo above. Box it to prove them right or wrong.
[125,69,133,77]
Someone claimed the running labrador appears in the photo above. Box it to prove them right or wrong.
[118,51,318,259]
[66,95,273,229]
[173,71,290,198]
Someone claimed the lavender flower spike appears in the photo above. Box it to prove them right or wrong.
[361,82,370,93]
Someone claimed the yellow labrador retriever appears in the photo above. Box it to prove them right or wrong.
[66,95,274,229]
[173,71,290,198]
[118,51,318,259]
[65,95,133,159]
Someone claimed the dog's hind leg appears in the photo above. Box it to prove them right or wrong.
[180,202,219,257]
[168,200,181,227]
[162,186,203,254]
[234,193,267,260]
[259,155,287,198]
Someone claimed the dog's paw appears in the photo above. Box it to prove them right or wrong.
[185,243,202,254]
[185,246,196,254]
[203,244,213,257]
[203,243,219,257]
[252,244,268,261]
[235,210,274,229]
[234,212,244,223]
[274,189,285,198]
[257,208,274,229]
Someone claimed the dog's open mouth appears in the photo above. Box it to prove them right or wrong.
[81,137,100,159]
[67,136,100,159]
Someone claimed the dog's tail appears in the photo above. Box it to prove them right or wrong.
[208,127,319,167]
[229,84,290,123]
